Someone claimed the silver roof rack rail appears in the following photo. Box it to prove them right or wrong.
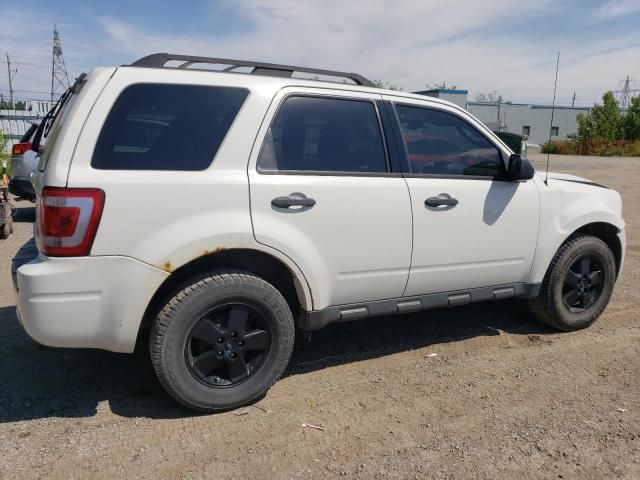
[129,53,374,87]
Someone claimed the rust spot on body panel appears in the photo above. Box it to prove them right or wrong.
[200,247,227,257]
[162,262,173,273]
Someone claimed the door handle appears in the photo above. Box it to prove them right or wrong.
[271,195,316,209]
[425,196,459,207]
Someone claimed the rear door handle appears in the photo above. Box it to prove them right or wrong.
[271,195,316,209]
[425,196,459,207]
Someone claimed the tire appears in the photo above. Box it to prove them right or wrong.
[150,271,295,412]
[6,203,13,234]
[1,201,11,238]
[528,235,616,331]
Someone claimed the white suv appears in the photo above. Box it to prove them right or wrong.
[12,54,625,412]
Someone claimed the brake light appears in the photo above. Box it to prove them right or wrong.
[12,142,32,155]
[37,187,105,256]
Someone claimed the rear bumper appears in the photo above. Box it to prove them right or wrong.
[8,177,35,200]
[13,241,169,353]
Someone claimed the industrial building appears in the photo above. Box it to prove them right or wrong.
[417,88,592,145]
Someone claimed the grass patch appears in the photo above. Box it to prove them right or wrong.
[542,139,640,156]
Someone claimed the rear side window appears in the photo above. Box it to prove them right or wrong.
[395,105,504,177]
[92,84,248,170]
[258,96,387,173]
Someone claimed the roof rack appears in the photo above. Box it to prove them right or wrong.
[129,53,374,87]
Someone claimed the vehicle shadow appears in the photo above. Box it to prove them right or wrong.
[0,299,554,423]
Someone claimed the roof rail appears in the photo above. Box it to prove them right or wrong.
[129,53,374,87]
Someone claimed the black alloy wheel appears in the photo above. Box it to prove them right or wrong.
[185,304,271,387]
[528,235,616,332]
[561,254,604,313]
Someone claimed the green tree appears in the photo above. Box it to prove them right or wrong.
[372,79,403,91]
[426,82,457,90]
[623,95,640,140]
[0,129,7,154]
[580,91,622,141]
[576,112,593,139]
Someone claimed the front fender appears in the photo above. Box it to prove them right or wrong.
[529,191,624,284]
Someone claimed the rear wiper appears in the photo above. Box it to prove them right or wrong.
[32,73,87,152]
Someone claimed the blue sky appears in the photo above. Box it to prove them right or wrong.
[1,0,639,105]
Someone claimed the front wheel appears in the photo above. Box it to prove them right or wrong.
[150,272,295,412]
[528,235,616,331]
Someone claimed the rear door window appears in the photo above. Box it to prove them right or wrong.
[257,96,388,174]
[92,84,248,170]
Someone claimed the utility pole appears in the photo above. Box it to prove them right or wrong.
[5,52,14,109]
[571,92,576,107]
[50,26,70,102]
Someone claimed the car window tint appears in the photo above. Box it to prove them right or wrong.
[395,105,504,177]
[258,96,387,173]
[92,84,248,170]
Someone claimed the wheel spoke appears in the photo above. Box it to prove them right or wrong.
[243,329,269,351]
[227,307,249,334]
[191,319,224,345]
[579,257,591,275]
[227,356,249,382]
[193,350,224,376]
[588,270,602,286]
[564,270,581,287]
[583,289,595,307]
[563,289,580,306]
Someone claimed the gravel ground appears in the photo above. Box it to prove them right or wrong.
[1,151,639,479]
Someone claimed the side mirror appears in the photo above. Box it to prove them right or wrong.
[506,154,534,181]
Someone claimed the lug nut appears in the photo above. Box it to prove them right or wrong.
[230,331,237,338]
[217,337,224,343]
[217,350,223,356]
[237,340,244,347]
[230,352,237,358]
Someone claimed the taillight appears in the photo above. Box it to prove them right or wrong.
[37,187,105,256]
[12,142,32,155]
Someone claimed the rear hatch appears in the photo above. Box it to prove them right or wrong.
[30,67,116,192]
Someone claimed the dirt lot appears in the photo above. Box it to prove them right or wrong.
[1,151,639,479]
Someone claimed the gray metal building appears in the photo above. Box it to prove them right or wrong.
[466,101,591,145]
[413,89,469,109]
[415,89,592,145]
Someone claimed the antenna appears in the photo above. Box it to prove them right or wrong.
[544,52,560,186]
[50,26,70,102]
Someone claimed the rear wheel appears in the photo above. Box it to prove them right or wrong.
[1,205,10,239]
[528,235,616,331]
[150,271,295,412]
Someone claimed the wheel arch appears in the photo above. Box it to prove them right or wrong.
[531,220,623,285]
[139,248,312,336]
[568,222,622,277]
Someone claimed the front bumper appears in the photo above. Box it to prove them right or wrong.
[12,240,169,353]
[617,226,626,279]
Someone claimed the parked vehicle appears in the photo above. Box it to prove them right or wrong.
[1,159,13,238]
[12,54,625,412]
[9,120,41,201]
